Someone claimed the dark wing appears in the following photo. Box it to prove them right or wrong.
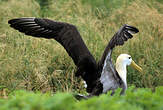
[8,18,99,93]
[98,24,139,94]
[98,24,139,71]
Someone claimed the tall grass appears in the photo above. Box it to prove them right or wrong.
[0,0,162,94]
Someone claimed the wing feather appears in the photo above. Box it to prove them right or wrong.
[8,17,99,93]
[98,24,139,69]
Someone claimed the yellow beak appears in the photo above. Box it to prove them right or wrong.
[131,60,143,73]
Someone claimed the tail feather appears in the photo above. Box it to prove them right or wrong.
[73,94,89,100]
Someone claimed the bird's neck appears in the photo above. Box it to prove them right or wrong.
[116,61,127,90]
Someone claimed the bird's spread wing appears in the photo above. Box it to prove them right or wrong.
[8,18,99,92]
[98,24,139,94]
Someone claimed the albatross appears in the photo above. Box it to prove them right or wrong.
[8,18,142,97]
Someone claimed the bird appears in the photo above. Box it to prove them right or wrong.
[8,17,142,97]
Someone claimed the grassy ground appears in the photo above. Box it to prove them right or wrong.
[0,86,163,110]
[0,0,162,95]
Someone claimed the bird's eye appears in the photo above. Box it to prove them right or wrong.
[129,57,131,59]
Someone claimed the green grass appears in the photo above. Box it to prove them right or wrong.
[0,86,163,110]
[0,0,162,94]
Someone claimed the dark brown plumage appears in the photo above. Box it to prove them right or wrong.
[8,18,139,96]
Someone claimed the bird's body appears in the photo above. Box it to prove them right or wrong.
[8,18,142,96]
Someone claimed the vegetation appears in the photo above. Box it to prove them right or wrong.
[0,86,163,110]
[0,0,162,95]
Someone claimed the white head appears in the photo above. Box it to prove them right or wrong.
[116,54,132,66]
[115,54,142,90]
